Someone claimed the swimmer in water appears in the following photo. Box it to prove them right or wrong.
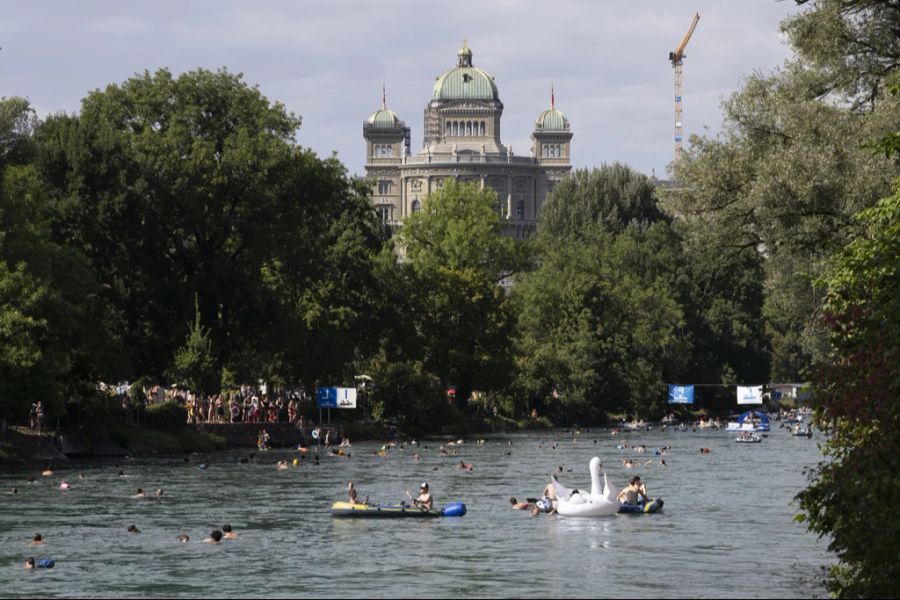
[127,524,141,534]
[25,557,35,570]
[9,487,18,495]
[155,488,164,497]
[118,470,127,477]
[59,480,71,490]
[456,460,473,471]
[509,497,532,510]
[133,488,146,498]
[31,534,44,545]
[41,465,53,477]
[178,534,190,543]
[222,524,237,539]
[204,530,223,544]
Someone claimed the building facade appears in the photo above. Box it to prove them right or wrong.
[363,42,572,238]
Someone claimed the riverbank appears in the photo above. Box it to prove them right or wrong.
[1,403,762,465]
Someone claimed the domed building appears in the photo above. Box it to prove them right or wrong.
[363,42,572,237]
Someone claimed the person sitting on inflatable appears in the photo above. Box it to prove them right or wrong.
[407,482,433,511]
[616,476,648,506]
[347,481,368,506]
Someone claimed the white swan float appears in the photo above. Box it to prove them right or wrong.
[552,456,620,517]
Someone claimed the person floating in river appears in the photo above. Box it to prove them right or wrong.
[509,497,532,510]
[204,530,223,544]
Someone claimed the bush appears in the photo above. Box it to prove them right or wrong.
[141,401,187,433]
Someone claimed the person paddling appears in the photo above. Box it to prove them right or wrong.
[406,482,433,511]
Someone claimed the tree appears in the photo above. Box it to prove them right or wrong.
[515,164,768,421]
[168,295,217,395]
[0,98,110,420]
[796,184,900,598]
[35,69,386,389]
[539,164,663,241]
[399,179,529,405]
[663,2,900,380]
[515,222,685,421]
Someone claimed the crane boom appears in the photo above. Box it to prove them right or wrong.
[671,12,700,65]
[670,12,700,163]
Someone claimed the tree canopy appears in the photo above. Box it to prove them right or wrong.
[34,68,387,391]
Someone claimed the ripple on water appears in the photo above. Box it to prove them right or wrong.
[0,429,831,598]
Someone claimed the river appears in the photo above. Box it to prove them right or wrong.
[1,427,831,598]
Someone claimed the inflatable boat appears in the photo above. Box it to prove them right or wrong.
[330,501,466,518]
[618,498,664,514]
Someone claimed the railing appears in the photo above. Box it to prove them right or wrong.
[402,154,540,166]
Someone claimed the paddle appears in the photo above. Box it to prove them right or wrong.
[405,490,432,512]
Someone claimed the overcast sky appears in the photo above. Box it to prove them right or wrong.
[0,1,801,177]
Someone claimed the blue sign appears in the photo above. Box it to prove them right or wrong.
[316,387,338,408]
[668,384,694,404]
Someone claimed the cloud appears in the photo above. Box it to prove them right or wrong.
[2,0,802,176]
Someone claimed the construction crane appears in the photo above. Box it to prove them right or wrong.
[669,12,700,162]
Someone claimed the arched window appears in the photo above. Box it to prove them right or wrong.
[480,121,486,136]
[446,121,451,136]
[452,122,458,137]
[411,199,421,213]
[516,200,525,220]
[466,121,472,136]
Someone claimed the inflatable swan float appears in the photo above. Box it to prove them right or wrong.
[552,457,620,517]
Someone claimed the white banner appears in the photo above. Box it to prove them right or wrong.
[336,387,357,409]
[736,385,764,405]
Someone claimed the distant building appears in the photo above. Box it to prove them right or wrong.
[363,42,572,238]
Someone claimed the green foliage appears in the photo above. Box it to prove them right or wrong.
[368,355,462,435]
[663,2,900,379]
[35,68,386,389]
[516,165,768,421]
[167,295,217,395]
[797,185,900,599]
[141,401,188,433]
[398,179,529,403]
[0,97,111,420]
[515,222,685,421]
[539,165,664,240]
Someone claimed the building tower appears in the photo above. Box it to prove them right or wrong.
[363,87,410,223]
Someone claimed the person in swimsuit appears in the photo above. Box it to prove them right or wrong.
[409,482,433,511]
[616,476,648,505]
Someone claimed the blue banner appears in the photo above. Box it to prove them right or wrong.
[668,385,694,404]
[316,387,338,408]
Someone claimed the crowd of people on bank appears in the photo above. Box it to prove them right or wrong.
[115,382,317,426]
[180,390,308,426]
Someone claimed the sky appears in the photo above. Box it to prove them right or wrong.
[0,1,802,178]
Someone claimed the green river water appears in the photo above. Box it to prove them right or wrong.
[1,427,831,598]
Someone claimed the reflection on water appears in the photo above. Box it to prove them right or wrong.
[0,428,830,598]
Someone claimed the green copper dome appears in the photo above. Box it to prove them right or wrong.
[432,43,499,101]
[367,107,401,128]
[535,108,569,131]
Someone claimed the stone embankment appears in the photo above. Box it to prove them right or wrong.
[193,422,340,448]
